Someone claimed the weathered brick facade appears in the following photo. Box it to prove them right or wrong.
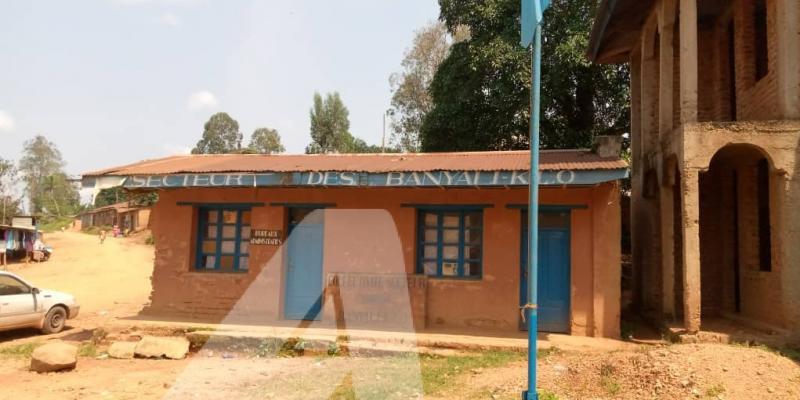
[590,0,800,339]
[141,185,622,337]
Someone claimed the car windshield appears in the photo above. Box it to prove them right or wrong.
[0,276,30,296]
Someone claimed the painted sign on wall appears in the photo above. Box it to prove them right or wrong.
[118,169,628,189]
[250,229,283,246]
[325,272,427,328]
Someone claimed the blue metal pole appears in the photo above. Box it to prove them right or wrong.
[523,23,543,400]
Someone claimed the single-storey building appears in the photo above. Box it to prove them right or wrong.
[79,201,151,233]
[83,146,627,337]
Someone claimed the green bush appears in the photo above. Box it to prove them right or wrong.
[38,216,75,233]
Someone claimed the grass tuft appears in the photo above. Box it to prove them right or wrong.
[599,361,621,395]
[705,383,725,397]
[538,390,561,400]
[78,342,98,357]
[0,343,38,358]
[420,351,525,395]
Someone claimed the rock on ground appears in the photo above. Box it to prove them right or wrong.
[30,342,78,373]
[134,336,190,360]
[108,341,138,359]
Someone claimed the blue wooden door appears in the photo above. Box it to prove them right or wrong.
[284,219,324,320]
[520,212,571,333]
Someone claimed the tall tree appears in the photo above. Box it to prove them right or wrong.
[306,92,353,154]
[248,127,286,154]
[192,112,243,154]
[0,158,22,224]
[18,136,78,216]
[421,0,630,151]
[389,21,465,152]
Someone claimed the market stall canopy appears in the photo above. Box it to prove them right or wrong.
[82,150,629,189]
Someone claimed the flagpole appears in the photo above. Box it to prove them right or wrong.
[523,21,543,400]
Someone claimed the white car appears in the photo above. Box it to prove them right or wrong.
[0,271,80,334]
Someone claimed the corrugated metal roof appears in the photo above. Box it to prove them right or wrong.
[84,150,627,176]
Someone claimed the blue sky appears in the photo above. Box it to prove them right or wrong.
[0,0,440,176]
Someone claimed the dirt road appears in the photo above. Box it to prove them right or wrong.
[0,231,799,399]
[4,230,154,328]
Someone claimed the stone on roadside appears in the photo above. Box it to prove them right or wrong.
[108,341,138,359]
[134,336,190,359]
[30,342,78,373]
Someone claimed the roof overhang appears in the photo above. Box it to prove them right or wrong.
[82,169,629,190]
[0,224,37,232]
[587,0,655,64]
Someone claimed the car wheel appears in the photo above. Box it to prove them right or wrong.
[41,306,67,334]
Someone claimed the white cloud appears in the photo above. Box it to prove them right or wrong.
[186,90,219,111]
[157,13,181,27]
[0,111,15,132]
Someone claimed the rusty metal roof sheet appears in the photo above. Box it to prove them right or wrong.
[84,150,627,177]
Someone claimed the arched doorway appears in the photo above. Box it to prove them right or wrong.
[698,144,782,329]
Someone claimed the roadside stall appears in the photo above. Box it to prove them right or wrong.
[0,224,50,267]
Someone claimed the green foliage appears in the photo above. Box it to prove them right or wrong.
[192,112,243,154]
[77,342,98,357]
[421,0,629,151]
[94,187,125,207]
[248,127,286,154]
[94,187,158,208]
[0,157,22,225]
[306,92,352,154]
[599,361,621,395]
[419,351,524,395]
[38,215,75,233]
[0,343,38,358]
[389,21,454,152]
[277,337,306,357]
[254,338,283,358]
[19,136,80,217]
[306,92,381,154]
[538,390,561,400]
[706,384,726,397]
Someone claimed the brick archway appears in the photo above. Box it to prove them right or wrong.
[698,144,783,330]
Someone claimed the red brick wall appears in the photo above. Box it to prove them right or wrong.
[142,184,621,337]
[732,0,782,121]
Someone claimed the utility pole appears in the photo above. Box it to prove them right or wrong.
[382,111,386,153]
[381,109,393,153]
[520,1,550,400]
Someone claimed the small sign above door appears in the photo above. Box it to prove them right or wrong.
[250,229,283,246]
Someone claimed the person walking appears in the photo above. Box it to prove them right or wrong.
[99,229,107,244]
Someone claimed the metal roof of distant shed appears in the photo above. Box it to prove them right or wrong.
[84,150,627,176]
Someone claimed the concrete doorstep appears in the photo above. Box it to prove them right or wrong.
[127,320,636,355]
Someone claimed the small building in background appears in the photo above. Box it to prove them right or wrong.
[79,202,151,233]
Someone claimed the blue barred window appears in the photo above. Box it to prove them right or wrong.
[417,209,483,279]
[195,206,251,272]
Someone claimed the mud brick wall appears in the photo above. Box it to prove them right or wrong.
[140,184,622,338]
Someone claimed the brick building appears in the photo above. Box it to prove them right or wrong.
[79,201,151,233]
[83,149,627,337]
[589,0,800,338]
